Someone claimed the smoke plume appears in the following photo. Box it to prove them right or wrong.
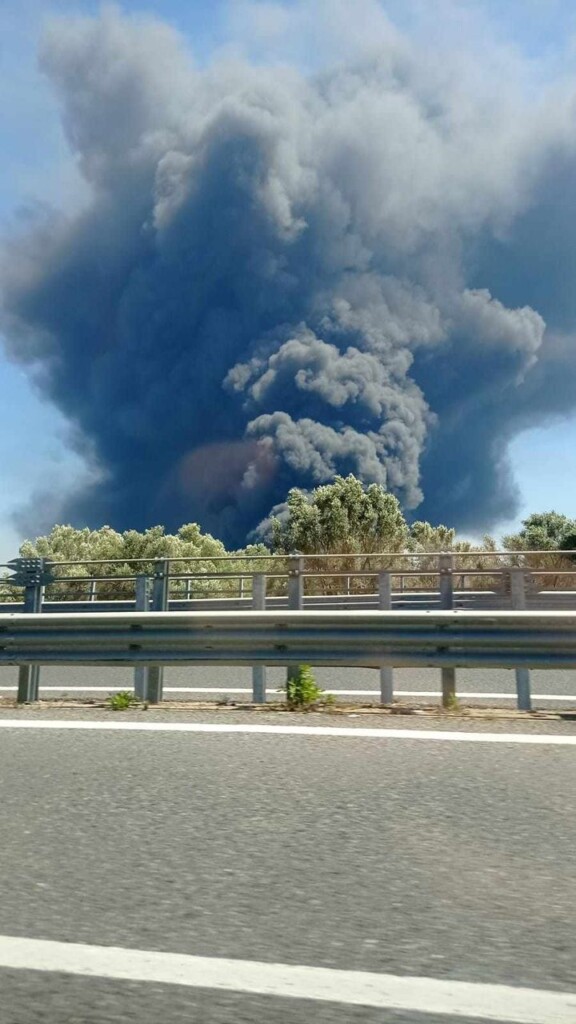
[2,3,576,544]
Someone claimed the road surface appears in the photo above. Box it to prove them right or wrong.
[0,708,574,1022]
[1,664,576,707]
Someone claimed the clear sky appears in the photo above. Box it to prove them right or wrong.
[1,0,576,558]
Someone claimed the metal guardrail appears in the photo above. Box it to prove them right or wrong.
[3,590,576,614]
[2,609,576,712]
[3,551,576,604]
[2,556,575,712]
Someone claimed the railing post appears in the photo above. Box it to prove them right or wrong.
[89,578,97,602]
[286,554,304,687]
[252,574,267,703]
[439,554,456,708]
[145,559,169,704]
[287,554,304,609]
[7,558,54,704]
[133,575,151,701]
[509,568,532,711]
[378,572,394,704]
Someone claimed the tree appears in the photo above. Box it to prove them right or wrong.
[407,522,499,589]
[408,521,457,552]
[269,475,409,595]
[501,511,576,586]
[271,475,408,555]
[502,511,576,551]
[560,530,576,556]
[17,523,269,600]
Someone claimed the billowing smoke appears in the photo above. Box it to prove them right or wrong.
[2,4,576,545]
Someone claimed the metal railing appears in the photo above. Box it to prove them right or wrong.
[2,607,576,712]
[2,550,576,605]
[2,555,575,712]
[3,554,576,604]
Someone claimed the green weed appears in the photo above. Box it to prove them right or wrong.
[107,690,138,711]
[285,665,331,708]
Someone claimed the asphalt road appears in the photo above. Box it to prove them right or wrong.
[1,663,576,707]
[0,710,574,1022]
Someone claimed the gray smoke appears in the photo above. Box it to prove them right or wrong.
[1,4,575,544]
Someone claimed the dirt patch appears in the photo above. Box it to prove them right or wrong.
[0,695,566,720]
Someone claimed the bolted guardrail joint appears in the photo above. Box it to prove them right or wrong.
[287,553,304,610]
[287,552,303,576]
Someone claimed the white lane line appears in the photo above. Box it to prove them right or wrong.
[0,685,574,701]
[0,936,573,1022]
[0,720,574,744]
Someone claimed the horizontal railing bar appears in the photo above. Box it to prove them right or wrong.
[43,573,288,584]
[8,591,576,611]
[8,568,576,587]
[4,610,576,687]
[2,617,576,649]
[38,556,283,567]
[3,609,576,625]
[0,614,575,632]
[167,573,288,582]
[48,576,137,584]
[1,648,576,669]
[297,569,576,579]
[2,632,575,651]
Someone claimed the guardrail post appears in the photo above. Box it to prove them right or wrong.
[145,559,169,704]
[439,554,456,708]
[133,575,151,701]
[287,555,304,609]
[7,558,54,704]
[135,574,151,610]
[286,555,304,687]
[509,568,532,711]
[252,574,267,703]
[378,572,394,704]
[18,575,43,704]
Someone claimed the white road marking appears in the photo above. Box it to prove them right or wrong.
[0,685,574,701]
[0,720,574,744]
[0,935,573,1022]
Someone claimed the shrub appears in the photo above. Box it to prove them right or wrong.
[107,690,138,710]
[285,665,330,708]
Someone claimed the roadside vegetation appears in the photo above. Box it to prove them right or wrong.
[2,476,575,602]
[106,691,139,711]
[285,665,334,710]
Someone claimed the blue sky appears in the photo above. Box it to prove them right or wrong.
[1,0,576,557]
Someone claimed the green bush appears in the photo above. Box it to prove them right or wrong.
[107,690,138,710]
[285,665,330,708]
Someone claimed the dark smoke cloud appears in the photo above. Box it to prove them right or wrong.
[2,4,576,544]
